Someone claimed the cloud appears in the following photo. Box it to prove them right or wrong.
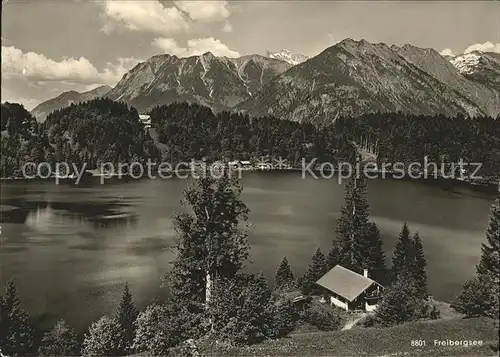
[151,38,185,56]
[100,0,233,37]
[151,37,240,58]
[464,41,500,54]
[1,45,140,86]
[222,22,233,33]
[439,48,455,57]
[173,1,230,22]
[100,0,190,36]
[102,56,142,84]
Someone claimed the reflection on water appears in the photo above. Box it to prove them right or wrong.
[1,199,137,228]
[0,173,496,333]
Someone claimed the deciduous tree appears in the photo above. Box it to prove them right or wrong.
[209,273,275,345]
[167,171,250,309]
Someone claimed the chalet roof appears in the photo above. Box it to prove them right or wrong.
[315,265,378,302]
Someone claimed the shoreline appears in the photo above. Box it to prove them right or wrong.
[1,168,498,193]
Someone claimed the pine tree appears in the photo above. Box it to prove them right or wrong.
[392,222,416,280]
[477,194,500,282]
[81,316,127,357]
[38,320,80,356]
[332,175,387,283]
[308,248,328,281]
[326,245,340,270]
[269,298,299,338]
[334,176,370,272]
[413,232,428,298]
[362,222,388,284]
[299,248,328,295]
[0,280,35,356]
[274,257,295,292]
[167,170,250,309]
[115,282,139,349]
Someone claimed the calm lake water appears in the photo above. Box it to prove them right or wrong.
[0,172,495,332]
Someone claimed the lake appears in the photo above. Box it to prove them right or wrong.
[0,172,495,333]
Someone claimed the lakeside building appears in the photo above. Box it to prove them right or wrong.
[316,265,384,312]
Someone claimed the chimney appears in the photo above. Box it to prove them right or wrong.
[363,269,369,278]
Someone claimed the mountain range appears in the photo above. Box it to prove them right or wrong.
[31,40,500,124]
[105,52,291,114]
[31,85,112,122]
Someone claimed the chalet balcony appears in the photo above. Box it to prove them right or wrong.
[365,290,383,301]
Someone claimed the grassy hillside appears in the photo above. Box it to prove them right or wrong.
[199,317,498,357]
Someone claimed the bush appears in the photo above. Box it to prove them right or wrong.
[420,300,440,320]
[209,273,275,345]
[133,304,178,355]
[81,316,127,356]
[38,320,80,356]
[302,305,341,331]
[133,302,198,355]
[357,313,378,328]
[169,339,201,357]
[375,277,427,327]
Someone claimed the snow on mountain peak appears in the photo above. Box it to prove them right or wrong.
[449,52,481,74]
[266,49,309,65]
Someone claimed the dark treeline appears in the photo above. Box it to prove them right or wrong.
[337,113,500,179]
[1,103,46,177]
[149,102,349,164]
[0,100,160,177]
[43,100,160,168]
[1,99,499,181]
[151,104,500,180]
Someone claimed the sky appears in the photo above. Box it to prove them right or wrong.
[1,0,500,110]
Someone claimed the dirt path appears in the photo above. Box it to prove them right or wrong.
[342,313,366,330]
